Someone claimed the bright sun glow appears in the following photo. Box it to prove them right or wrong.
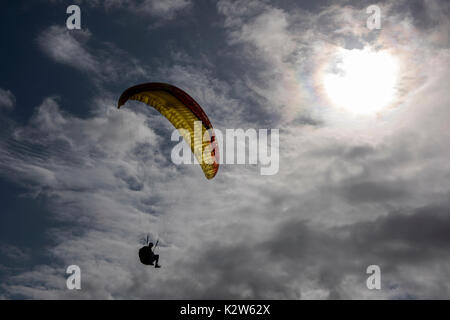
[323,47,399,115]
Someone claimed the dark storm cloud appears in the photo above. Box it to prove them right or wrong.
[180,202,450,299]
[349,203,450,258]
[338,180,409,204]
[343,145,375,160]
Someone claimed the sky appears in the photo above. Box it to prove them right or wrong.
[0,0,450,299]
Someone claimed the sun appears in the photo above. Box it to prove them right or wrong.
[322,47,399,115]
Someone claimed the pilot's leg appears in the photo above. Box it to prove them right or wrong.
[154,254,160,268]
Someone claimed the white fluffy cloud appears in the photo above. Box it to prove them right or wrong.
[37,25,147,84]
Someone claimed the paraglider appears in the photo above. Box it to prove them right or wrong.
[139,240,161,268]
[117,82,219,179]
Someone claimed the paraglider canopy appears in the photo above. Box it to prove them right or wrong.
[118,82,219,179]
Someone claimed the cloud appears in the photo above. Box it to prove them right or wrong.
[37,25,147,85]
[136,0,191,18]
[0,244,30,262]
[67,0,191,20]
[215,0,450,126]
[0,89,16,110]
[37,26,97,73]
